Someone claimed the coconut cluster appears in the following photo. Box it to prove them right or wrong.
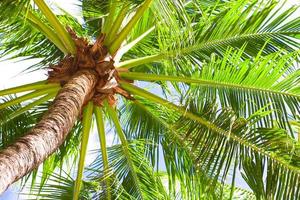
[48,28,132,106]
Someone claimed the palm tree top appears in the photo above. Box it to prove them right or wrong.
[0,0,300,199]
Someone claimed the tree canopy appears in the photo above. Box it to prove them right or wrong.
[0,0,300,199]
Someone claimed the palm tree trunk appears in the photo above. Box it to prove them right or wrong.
[0,70,98,194]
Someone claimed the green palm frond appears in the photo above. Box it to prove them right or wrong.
[33,0,76,54]
[107,104,150,199]
[0,0,30,23]
[120,100,162,165]
[88,139,169,200]
[108,0,153,54]
[24,171,100,200]
[94,106,111,200]
[120,99,193,198]
[6,93,56,121]
[117,0,300,69]
[0,100,36,148]
[0,0,84,71]
[118,0,246,64]
[104,2,130,46]
[119,98,256,199]
[74,102,94,200]
[120,47,300,135]
[0,16,63,71]
[81,0,151,38]
[220,183,256,200]
[81,0,118,37]
[0,1,65,64]
[121,82,300,199]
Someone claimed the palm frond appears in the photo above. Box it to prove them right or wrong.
[0,87,59,110]
[33,0,76,54]
[106,104,146,199]
[0,81,58,97]
[24,171,99,200]
[5,93,56,123]
[104,2,130,46]
[26,11,69,54]
[94,106,111,200]
[0,0,30,24]
[117,0,300,69]
[120,48,300,135]
[1,0,300,199]
[120,82,300,199]
[120,99,202,199]
[0,100,36,148]
[120,100,162,165]
[74,102,94,200]
[108,0,153,54]
[88,140,169,199]
[81,0,150,38]
[0,0,86,71]
[120,97,258,199]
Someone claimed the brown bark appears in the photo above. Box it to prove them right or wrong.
[0,70,98,194]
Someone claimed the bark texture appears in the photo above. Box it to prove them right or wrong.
[0,70,98,194]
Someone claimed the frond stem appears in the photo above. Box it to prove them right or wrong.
[7,92,56,121]
[109,0,153,54]
[0,87,59,110]
[0,81,59,97]
[104,3,130,46]
[33,0,76,54]
[73,102,94,200]
[115,26,155,62]
[119,72,300,99]
[26,11,68,54]
[116,30,300,69]
[94,106,111,200]
[106,102,144,199]
[120,82,300,173]
[102,0,117,34]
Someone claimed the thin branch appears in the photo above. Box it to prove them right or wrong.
[119,72,300,99]
[33,0,76,54]
[0,81,59,97]
[94,106,111,200]
[109,0,153,54]
[0,87,59,110]
[26,11,69,54]
[73,102,94,200]
[104,3,130,46]
[106,102,144,199]
[114,26,155,63]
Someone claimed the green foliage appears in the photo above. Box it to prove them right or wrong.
[0,1,64,70]
[89,140,169,200]
[74,102,94,200]
[121,47,300,136]
[117,0,300,69]
[0,0,300,199]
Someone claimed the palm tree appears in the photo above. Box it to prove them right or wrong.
[0,0,299,199]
